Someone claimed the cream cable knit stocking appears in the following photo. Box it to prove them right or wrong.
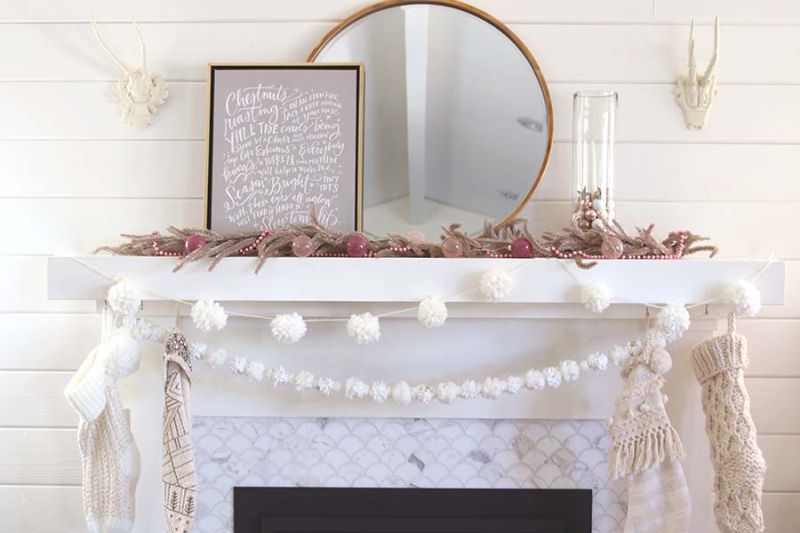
[607,337,690,533]
[692,315,766,533]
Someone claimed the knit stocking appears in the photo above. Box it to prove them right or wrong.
[162,331,197,533]
[692,316,766,533]
[607,337,691,533]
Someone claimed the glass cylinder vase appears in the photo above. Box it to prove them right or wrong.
[572,91,617,222]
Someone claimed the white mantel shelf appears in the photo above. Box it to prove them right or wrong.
[48,256,785,309]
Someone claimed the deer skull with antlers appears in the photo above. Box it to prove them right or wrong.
[91,17,168,128]
[675,17,719,129]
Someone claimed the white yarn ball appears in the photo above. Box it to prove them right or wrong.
[586,352,609,372]
[208,348,228,368]
[506,375,524,394]
[560,360,581,382]
[610,344,631,366]
[544,366,562,389]
[293,370,315,391]
[412,384,434,404]
[481,377,507,399]
[524,369,545,391]
[246,360,265,381]
[189,341,207,361]
[107,280,141,316]
[417,297,448,328]
[480,269,513,302]
[270,313,307,344]
[346,313,381,345]
[370,382,390,403]
[316,377,339,396]
[436,382,461,404]
[392,381,412,405]
[654,304,691,343]
[345,378,370,400]
[722,279,762,317]
[460,380,480,399]
[191,299,228,332]
[230,356,247,375]
[98,329,140,378]
[270,366,292,386]
[579,282,612,313]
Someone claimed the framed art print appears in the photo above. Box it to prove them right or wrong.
[206,63,364,233]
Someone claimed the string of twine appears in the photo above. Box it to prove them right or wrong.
[67,255,777,324]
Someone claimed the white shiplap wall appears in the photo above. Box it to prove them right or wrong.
[2,0,799,531]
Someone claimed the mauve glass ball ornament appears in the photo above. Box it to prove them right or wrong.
[511,237,534,258]
[407,230,426,244]
[184,234,207,253]
[291,235,314,257]
[346,234,370,257]
[441,237,464,258]
[601,234,624,259]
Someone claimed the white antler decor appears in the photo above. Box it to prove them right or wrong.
[675,17,719,129]
[91,16,168,128]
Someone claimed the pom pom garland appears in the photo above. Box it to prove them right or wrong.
[208,348,228,368]
[346,313,381,345]
[525,369,546,391]
[722,279,762,317]
[560,360,581,382]
[580,282,612,313]
[107,280,141,316]
[480,269,513,301]
[392,381,412,405]
[654,304,691,343]
[344,378,370,399]
[417,297,448,328]
[436,382,461,403]
[98,329,140,378]
[293,370,315,391]
[246,360,265,381]
[270,313,307,344]
[370,382,390,403]
[190,299,228,332]
[460,380,480,399]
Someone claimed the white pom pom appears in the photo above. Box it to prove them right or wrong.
[654,304,690,343]
[231,356,247,375]
[417,297,448,328]
[293,370,315,391]
[345,378,370,399]
[722,279,762,317]
[270,313,307,344]
[436,382,460,404]
[579,282,611,313]
[524,369,545,390]
[191,299,228,332]
[316,377,339,396]
[346,313,381,345]
[270,366,292,387]
[246,360,265,381]
[610,345,630,366]
[586,352,609,372]
[480,269,513,302]
[370,382,390,403]
[560,360,580,382]
[460,380,480,399]
[506,375,524,394]
[412,384,435,404]
[107,280,141,316]
[392,381,412,405]
[98,329,140,378]
[544,366,562,388]
[189,341,207,361]
[481,377,507,399]
[208,348,228,368]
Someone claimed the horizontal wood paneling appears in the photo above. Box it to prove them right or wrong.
[0,314,99,370]
[0,256,94,313]
[740,319,800,377]
[0,372,75,427]
[0,428,80,485]
[0,486,84,533]
[762,435,800,492]
[654,0,800,25]
[763,492,800,532]
[749,379,800,434]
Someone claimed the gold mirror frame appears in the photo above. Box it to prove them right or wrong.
[307,0,554,228]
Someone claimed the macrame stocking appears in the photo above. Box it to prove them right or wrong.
[692,315,766,533]
[162,331,197,533]
[607,336,691,533]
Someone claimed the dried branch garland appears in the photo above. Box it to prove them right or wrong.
[96,206,717,271]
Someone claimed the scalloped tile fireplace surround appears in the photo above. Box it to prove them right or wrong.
[192,417,626,533]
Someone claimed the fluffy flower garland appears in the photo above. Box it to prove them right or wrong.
[480,269,513,301]
[654,303,691,343]
[417,297,448,328]
[580,282,612,313]
[190,299,228,332]
[347,313,381,345]
[107,280,141,316]
[722,279,762,317]
[270,313,307,344]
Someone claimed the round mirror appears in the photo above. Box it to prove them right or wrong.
[309,0,552,237]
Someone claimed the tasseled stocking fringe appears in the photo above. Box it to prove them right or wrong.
[609,424,684,480]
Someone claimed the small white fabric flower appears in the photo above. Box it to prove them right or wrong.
[610,345,630,366]
[346,313,381,345]
[417,297,448,328]
[246,360,265,381]
[480,269,513,302]
[436,382,461,404]
[189,341,207,361]
[294,370,315,391]
[560,360,580,382]
[722,279,762,317]
[316,377,339,396]
[370,382,390,403]
[580,282,611,313]
[344,377,370,399]
[654,303,690,343]
[98,329,140,379]
[191,299,228,332]
[412,384,434,404]
[107,280,141,316]
[231,356,247,375]
[524,369,545,390]
[460,380,480,399]
[270,313,307,344]
[586,352,609,372]
[544,366,562,389]
[481,377,507,399]
[392,381,412,405]
[270,366,292,387]
[506,375,524,394]
[208,348,228,368]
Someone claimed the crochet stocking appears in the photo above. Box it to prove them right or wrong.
[692,316,766,533]
[162,331,197,533]
[607,338,691,533]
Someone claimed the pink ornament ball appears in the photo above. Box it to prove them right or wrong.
[346,234,370,257]
[407,230,426,244]
[291,235,314,257]
[511,237,533,258]
[185,234,207,254]
[441,237,463,258]
[601,235,624,259]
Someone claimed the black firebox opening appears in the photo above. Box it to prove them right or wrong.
[234,487,591,533]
